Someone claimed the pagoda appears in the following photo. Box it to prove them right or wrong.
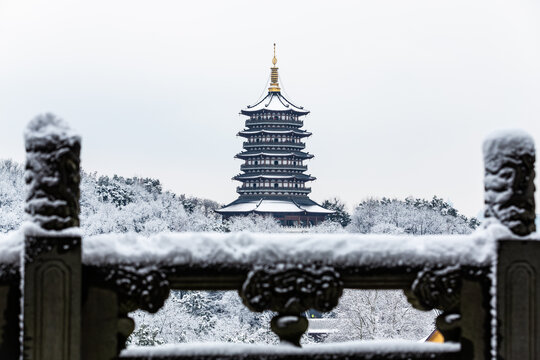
[217,45,333,226]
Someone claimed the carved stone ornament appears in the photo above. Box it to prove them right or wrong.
[240,263,343,346]
[406,265,461,311]
[24,114,81,230]
[241,263,343,314]
[88,265,170,313]
[405,265,462,341]
[483,131,536,236]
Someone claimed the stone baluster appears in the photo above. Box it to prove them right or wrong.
[22,114,82,360]
[483,130,536,235]
[483,131,539,359]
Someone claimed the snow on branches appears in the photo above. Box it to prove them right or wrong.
[348,196,479,235]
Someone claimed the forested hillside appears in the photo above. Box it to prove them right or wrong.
[1,159,479,235]
[0,159,225,234]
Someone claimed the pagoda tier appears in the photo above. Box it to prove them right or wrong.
[240,92,309,115]
[235,150,314,160]
[233,174,315,181]
[238,129,312,138]
[216,45,333,226]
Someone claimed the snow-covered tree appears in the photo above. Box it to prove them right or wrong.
[0,160,25,232]
[225,214,281,233]
[348,196,478,235]
[324,290,435,342]
[306,220,346,233]
[129,291,276,345]
[0,160,224,234]
[321,198,351,227]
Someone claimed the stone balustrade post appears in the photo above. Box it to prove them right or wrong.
[483,131,538,359]
[22,114,82,360]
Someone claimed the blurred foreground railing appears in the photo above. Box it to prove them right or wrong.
[0,117,537,360]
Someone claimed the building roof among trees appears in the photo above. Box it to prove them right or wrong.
[216,197,334,215]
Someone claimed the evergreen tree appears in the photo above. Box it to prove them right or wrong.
[321,198,351,227]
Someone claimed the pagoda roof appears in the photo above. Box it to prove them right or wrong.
[241,92,309,115]
[238,129,311,138]
[235,150,314,160]
[233,174,315,181]
[216,197,334,215]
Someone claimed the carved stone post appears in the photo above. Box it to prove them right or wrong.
[22,114,81,360]
[483,131,539,359]
[483,130,536,235]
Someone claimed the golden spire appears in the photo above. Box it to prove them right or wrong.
[268,43,281,93]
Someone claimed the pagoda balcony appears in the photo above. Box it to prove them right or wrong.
[238,129,312,138]
[240,164,308,171]
[245,119,303,127]
[243,141,306,150]
[237,186,311,194]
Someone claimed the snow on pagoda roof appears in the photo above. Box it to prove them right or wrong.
[256,200,305,213]
[216,201,259,213]
[238,129,311,137]
[234,174,315,181]
[300,204,334,214]
[217,198,334,215]
[241,92,309,115]
[236,150,314,159]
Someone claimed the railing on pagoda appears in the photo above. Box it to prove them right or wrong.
[245,118,304,127]
[0,117,537,360]
[240,164,308,171]
[237,186,311,194]
[243,141,306,150]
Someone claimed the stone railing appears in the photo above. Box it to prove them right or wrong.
[0,117,537,360]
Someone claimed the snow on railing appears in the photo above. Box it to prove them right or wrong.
[0,227,507,268]
[120,341,460,359]
[82,230,498,268]
[1,225,511,269]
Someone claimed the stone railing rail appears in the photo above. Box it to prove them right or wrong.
[0,116,537,360]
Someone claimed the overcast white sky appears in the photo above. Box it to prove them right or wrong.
[1,0,539,217]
